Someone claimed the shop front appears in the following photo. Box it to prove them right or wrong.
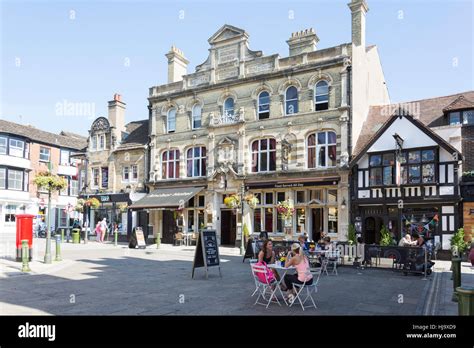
[244,179,342,242]
[80,193,132,236]
[353,202,458,250]
[130,186,206,244]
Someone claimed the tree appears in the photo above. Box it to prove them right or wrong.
[380,225,392,246]
[34,171,68,264]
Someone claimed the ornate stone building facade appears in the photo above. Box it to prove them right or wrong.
[139,0,390,246]
[82,94,149,236]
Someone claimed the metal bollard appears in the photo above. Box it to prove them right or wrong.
[114,229,118,247]
[61,228,65,243]
[456,286,474,315]
[452,257,461,302]
[55,234,62,261]
[21,240,31,272]
[156,232,160,249]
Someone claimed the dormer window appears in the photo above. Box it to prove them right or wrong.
[449,112,461,125]
[448,109,474,126]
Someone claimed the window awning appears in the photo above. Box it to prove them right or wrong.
[129,187,204,210]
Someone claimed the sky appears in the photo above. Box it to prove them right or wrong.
[1,0,473,136]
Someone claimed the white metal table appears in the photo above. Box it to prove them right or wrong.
[267,263,296,306]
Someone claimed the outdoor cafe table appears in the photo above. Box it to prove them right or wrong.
[267,263,296,306]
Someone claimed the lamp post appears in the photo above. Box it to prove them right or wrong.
[240,183,246,256]
[44,189,52,264]
[80,187,89,244]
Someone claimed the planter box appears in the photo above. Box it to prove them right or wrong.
[462,176,474,183]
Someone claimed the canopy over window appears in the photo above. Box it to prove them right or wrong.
[129,187,204,210]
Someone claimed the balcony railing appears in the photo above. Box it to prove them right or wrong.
[209,108,245,127]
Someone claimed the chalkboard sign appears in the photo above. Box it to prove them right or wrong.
[129,227,146,249]
[192,229,221,279]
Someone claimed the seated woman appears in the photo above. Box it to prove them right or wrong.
[398,234,416,247]
[258,239,280,281]
[283,243,313,302]
[412,233,425,247]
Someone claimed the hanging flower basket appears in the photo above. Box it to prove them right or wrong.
[118,203,128,212]
[75,199,85,212]
[276,199,295,220]
[244,194,259,209]
[224,195,240,209]
[85,198,100,209]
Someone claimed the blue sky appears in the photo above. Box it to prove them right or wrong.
[1,0,472,136]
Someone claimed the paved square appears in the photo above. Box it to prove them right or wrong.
[2,239,463,316]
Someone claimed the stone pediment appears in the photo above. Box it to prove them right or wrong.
[208,24,247,45]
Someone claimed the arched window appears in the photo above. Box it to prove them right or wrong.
[251,138,276,173]
[285,86,298,115]
[186,147,206,177]
[167,108,176,133]
[162,149,180,179]
[192,104,202,129]
[258,91,270,119]
[307,131,336,168]
[315,81,329,111]
[224,98,234,117]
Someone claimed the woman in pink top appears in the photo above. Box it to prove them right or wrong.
[283,243,313,301]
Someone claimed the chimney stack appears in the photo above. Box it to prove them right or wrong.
[286,28,319,56]
[108,93,126,147]
[348,0,369,47]
[165,46,189,83]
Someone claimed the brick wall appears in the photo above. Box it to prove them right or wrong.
[463,202,474,242]
[462,125,474,172]
[29,143,61,200]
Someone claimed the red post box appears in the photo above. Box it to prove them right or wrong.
[16,214,34,261]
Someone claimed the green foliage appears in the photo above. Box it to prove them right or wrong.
[75,199,85,213]
[462,170,474,177]
[33,172,68,192]
[380,225,392,246]
[243,223,250,238]
[85,198,100,209]
[451,228,469,254]
[347,224,357,245]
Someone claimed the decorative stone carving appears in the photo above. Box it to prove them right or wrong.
[91,117,110,133]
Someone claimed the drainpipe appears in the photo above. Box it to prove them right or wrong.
[347,65,353,226]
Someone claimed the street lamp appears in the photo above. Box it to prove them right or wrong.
[80,186,89,244]
[240,183,246,256]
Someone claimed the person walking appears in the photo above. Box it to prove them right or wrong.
[99,218,107,243]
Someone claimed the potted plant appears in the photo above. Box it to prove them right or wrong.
[347,224,357,261]
[450,227,470,261]
[462,170,474,182]
[224,194,240,209]
[276,199,295,221]
[379,225,393,246]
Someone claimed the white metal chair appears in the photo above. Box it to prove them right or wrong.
[289,270,320,311]
[249,259,259,297]
[250,263,281,308]
[325,250,340,275]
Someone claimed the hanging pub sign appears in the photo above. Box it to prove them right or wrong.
[192,229,221,279]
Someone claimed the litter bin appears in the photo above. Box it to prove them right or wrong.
[16,214,34,261]
[456,286,474,316]
[72,228,80,244]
